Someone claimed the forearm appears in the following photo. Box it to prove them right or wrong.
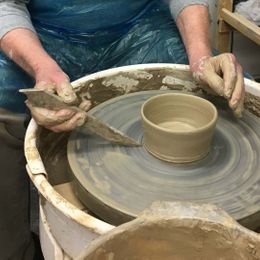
[0,1,61,80]
[0,29,60,79]
[175,5,244,116]
[176,5,212,68]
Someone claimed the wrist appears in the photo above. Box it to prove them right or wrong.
[33,57,59,76]
[188,42,212,61]
[188,46,212,73]
[34,61,69,85]
[190,56,211,74]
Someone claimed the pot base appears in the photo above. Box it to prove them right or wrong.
[144,143,209,163]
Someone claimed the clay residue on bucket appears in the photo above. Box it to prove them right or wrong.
[79,202,260,259]
[74,68,201,107]
[85,225,260,260]
[36,129,73,185]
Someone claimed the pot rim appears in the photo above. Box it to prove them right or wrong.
[141,93,218,135]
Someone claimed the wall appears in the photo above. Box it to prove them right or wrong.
[210,0,260,80]
[233,32,260,80]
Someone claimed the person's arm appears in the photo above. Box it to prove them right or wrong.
[173,5,211,68]
[0,1,86,131]
[169,1,244,117]
[1,28,68,84]
[0,1,49,78]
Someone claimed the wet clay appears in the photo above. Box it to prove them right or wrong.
[245,92,260,117]
[141,93,217,163]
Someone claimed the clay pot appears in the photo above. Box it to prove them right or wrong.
[141,93,218,163]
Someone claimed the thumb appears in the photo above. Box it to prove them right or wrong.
[56,82,78,104]
[199,69,225,97]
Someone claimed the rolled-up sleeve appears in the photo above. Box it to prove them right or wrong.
[0,0,35,39]
[168,0,209,20]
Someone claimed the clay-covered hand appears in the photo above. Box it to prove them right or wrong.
[26,68,91,132]
[191,53,245,117]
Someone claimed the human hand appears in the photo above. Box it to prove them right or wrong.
[26,65,91,132]
[191,53,245,117]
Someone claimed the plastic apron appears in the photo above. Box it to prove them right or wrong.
[0,0,188,113]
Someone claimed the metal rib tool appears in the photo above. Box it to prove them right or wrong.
[20,89,141,146]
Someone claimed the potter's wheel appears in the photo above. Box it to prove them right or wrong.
[68,90,260,225]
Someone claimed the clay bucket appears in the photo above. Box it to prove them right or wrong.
[77,201,260,260]
[141,93,218,163]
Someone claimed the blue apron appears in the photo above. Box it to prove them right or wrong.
[0,0,188,113]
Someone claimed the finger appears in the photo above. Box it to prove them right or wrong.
[200,70,225,97]
[26,101,76,126]
[56,82,78,104]
[229,64,244,112]
[233,90,244,118]
[79,99,92,111]
[47,112,86,132]
[221,54,237,99]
